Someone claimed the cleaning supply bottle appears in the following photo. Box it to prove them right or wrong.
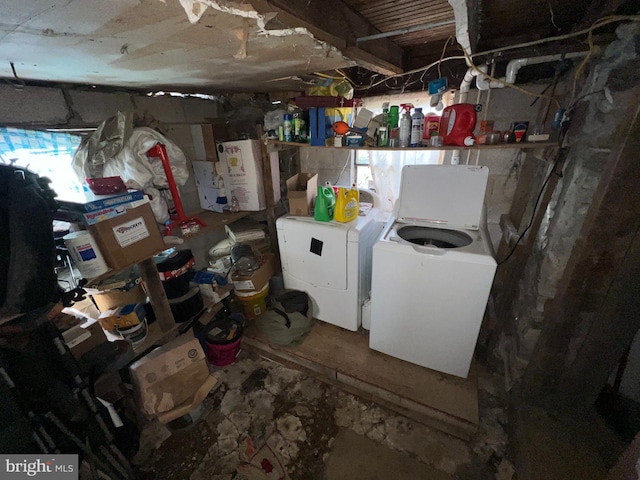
[314,181,336,222]
[334,185,360,222]
[423,113,441,140]
[399,104,413,148]
[283,114,293,142]
[388,106,399,129]
[410,107,425,147]
[377,107,389,147]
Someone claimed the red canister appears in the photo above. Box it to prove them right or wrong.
[439,104,478,146]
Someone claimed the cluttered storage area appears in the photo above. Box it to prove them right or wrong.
[2,3,640,479]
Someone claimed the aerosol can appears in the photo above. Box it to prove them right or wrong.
[399,104,413,148]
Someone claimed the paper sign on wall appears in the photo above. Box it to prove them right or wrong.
[112,216,150,247]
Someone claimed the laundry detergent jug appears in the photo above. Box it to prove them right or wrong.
[334,186,360,222]
[314,182,336,222]
[440,104,479,146]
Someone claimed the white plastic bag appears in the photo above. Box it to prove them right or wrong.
[128,128,189,188]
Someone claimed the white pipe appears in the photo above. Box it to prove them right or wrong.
[459,64,506,101]
[505,51,589,84]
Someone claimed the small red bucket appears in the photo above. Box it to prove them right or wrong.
[204,336,242,367]
[203,316,244,367]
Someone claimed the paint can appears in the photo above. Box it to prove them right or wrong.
[63,231,109,278]
[117,318,148,346]
[235,284,269,320]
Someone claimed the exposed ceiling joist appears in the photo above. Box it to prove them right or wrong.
[252,0,405,75]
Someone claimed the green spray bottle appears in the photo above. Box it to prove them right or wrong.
[314,181,336,222]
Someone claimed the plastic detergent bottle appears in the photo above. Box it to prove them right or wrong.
[388,106,399,129]
[334,186,360,222]
[410,107,425,147]
[314,182,336,222]
[399,104,413,148]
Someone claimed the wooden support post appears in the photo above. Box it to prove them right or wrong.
[257,126,280,264]
[522,88,640,409]
[139,257,175,332]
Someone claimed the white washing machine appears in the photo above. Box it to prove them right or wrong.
[277,209,385,331]
[369,165,497,378]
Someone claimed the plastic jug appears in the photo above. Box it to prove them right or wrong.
[440,104,478,146]
[334,186,360,222]
[314,182,336,222]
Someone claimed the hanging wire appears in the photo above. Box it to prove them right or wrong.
[3,62,26,90]
[353,15,640,93]
[437,36,455,79]
[497,148,567,266]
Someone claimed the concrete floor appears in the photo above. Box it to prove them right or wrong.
[135,351,492,479]
[134,349,624,480]
[325,428,452,480]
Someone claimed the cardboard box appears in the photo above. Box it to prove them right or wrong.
[197,186,224,213]
[231,252,277,292]
[190,124,218,161]
[67,189,145,212]
[192,161,218,189]
[82,196,150,225]
[129,335,210,417]
[218,140,281,211]
[157,375,218,424]
[91,283,148,312]
[286,173,318,216]
[88,203,165,271]
[62,318,108,360]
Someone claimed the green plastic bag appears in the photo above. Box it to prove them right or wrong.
[256,290,313,347]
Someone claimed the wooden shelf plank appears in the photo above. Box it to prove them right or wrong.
[268,140,558,151]
[190,210,251,237]
[243,321,479,440]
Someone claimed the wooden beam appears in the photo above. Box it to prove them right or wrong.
[343,46,403,76]
[251,0,404,75]
[139,257,175,333]
[488,151,564,354]
[521,84,640,409]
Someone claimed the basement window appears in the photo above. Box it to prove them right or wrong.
[0,127,84,201]
[355,92,452,211]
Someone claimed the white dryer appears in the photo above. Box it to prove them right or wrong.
[277,210,384,331]
[369,165,497,378]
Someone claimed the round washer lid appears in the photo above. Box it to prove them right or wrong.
[397,225,472,248]
[396,165,489,230]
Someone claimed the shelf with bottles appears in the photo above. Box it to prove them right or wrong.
[267,139,559,151]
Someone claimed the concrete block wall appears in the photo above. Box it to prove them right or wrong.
[299,147,354,186]
[441,84,551,252]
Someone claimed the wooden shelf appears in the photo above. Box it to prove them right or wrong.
[268,140,559,151]
[132,320,180,356]
[187,210,251,240]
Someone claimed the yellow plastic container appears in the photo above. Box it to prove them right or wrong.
[334,186,360,223]
[235,284,269,320]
